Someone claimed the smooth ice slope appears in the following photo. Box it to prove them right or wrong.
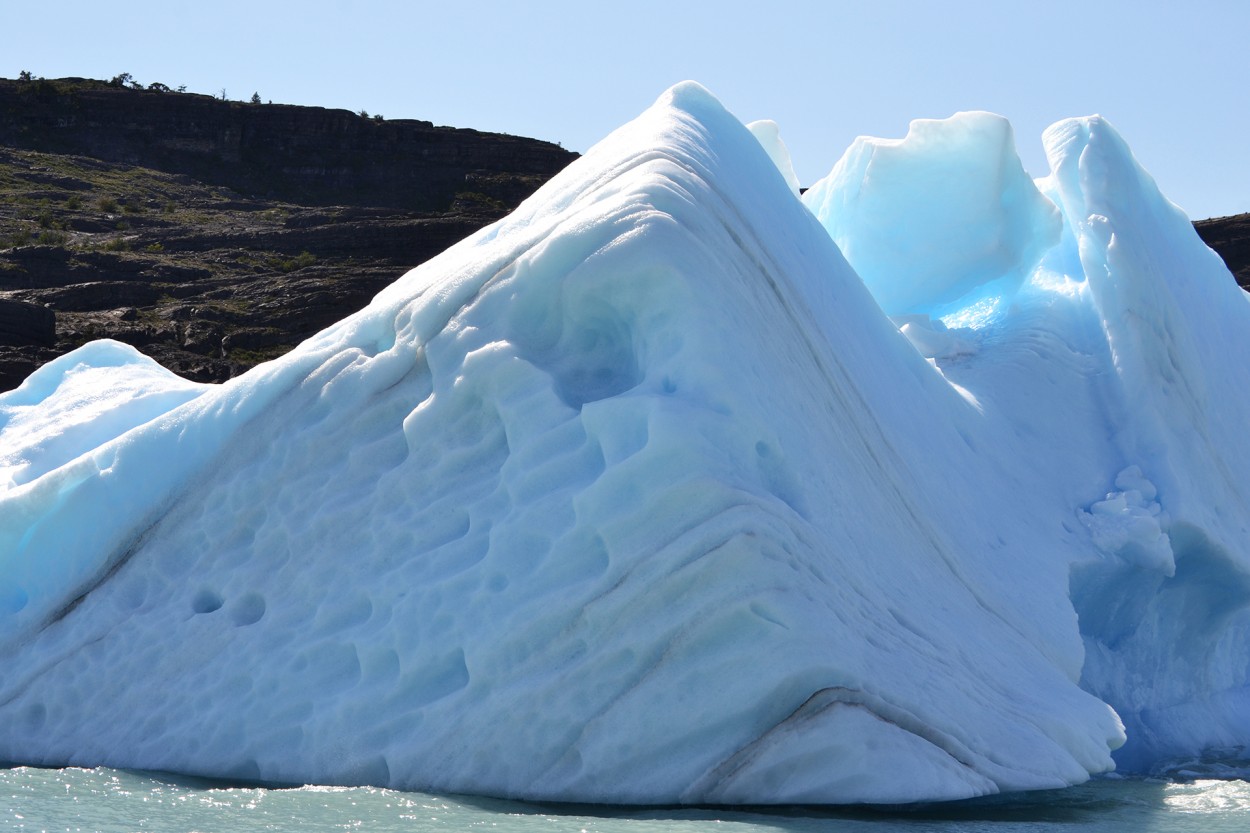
[746,120,801,196]
[1,84,1247,803]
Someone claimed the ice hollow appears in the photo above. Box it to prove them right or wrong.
[0,83,1248,804]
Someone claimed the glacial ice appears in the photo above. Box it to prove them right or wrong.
[746,119,801,197]
[1,82,1248,805]
[802,111,1063,318]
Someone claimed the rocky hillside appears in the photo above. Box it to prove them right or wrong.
[0,76,577,390]
[1195,213,1250,288]
[0,76,1247,393]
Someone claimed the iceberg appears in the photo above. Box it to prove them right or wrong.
[0,82,1247,804]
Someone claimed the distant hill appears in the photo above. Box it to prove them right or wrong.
[0,76,573,211]
[0,76,578,390]
[0,76,1246,392]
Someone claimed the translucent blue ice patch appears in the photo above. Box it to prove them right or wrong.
[941,296,1005,331]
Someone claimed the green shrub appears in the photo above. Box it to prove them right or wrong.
[269,251,317,273]
[284,251,317,272]
[98,196,118,212]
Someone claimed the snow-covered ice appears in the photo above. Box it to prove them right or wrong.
[1,83,1248,805]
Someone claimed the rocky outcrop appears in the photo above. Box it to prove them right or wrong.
[1195,213,1250,288]
[0,298,55,346]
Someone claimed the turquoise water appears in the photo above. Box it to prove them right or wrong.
[4,767,1249,833]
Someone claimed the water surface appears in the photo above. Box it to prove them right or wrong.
[5,766,1249,832]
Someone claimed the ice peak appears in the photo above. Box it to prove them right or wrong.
[747,119,802,196]
[803,110,1061,318]
[655,79,722,113]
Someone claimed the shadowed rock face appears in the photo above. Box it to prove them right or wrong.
[1195,213,1250,289]
[0,77,578,390]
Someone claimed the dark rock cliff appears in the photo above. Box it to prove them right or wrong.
[0,77,573,211]
[1195,213,1250,288]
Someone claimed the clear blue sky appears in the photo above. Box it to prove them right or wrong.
[6,0,1247,219]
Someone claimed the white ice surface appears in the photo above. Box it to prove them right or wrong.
[0,341,206,491]
[0,84,1247,804]
[746,120,801,197]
